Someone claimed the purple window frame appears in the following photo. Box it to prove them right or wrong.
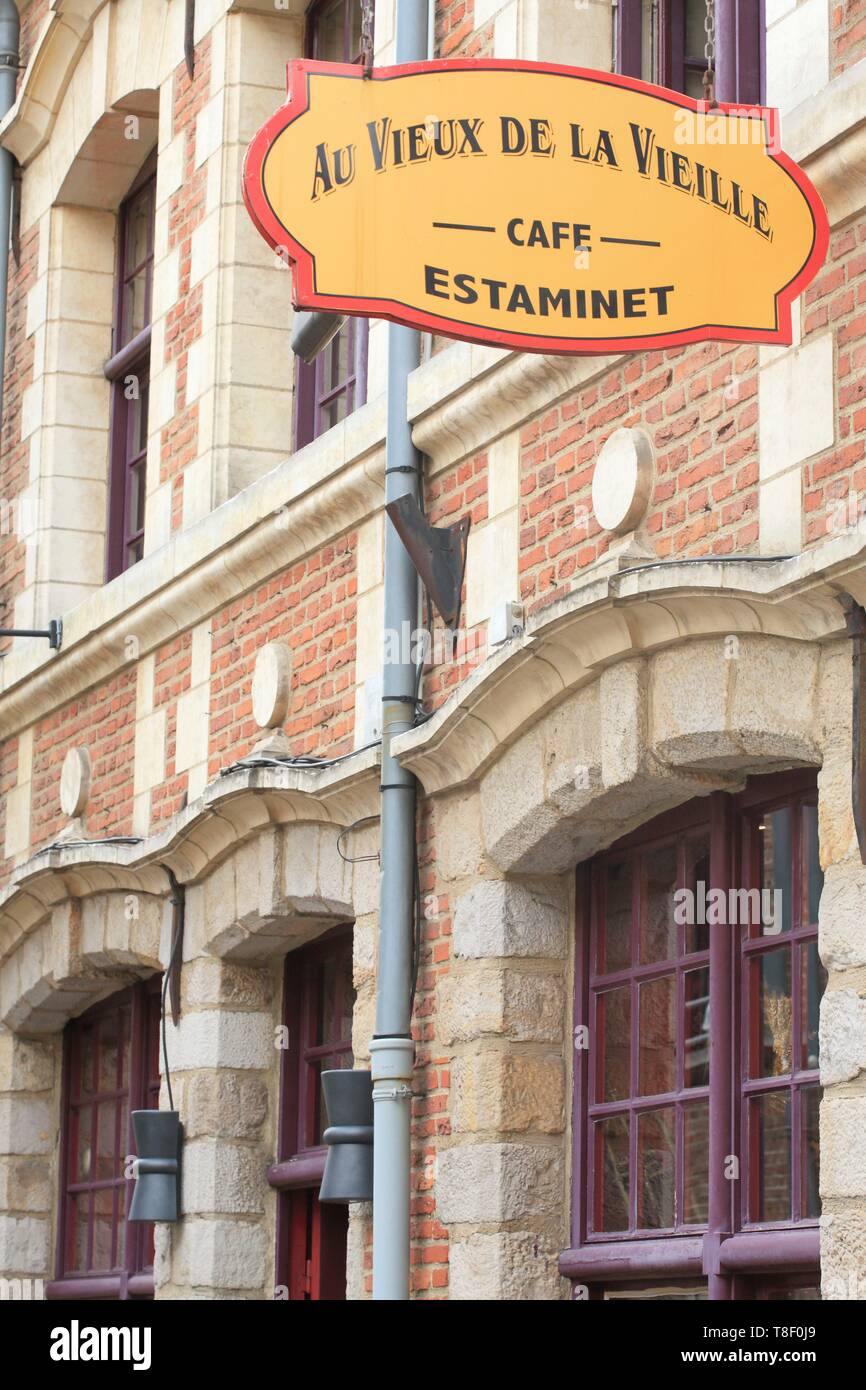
[48,976,162,1301]
[268,926,355,1300]
[294,0,369,451]
[563,770,824,1299]
[617,0,765,105]
[105,152,156,582]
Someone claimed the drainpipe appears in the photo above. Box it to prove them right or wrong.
[0,0,18,435]
[370,0,429,1304]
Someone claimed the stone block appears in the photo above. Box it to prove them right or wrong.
[439,964,565,1045]
[451,1052,564,1134]
[436,1142,563,1224]
[172,1218,268,1291]
[820,1096,866,1199]
[180,1070,269,1140]
[450,1229,566,1300]
[820,989,866,1085]
[452,879,567,960]
[181,1139,266,1215]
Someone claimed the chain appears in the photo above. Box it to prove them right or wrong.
[361,0,375,77]
[702,0,716,107]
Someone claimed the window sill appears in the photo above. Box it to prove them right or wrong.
[267,1149,327,1191]
[559,1226,820,1283]
[45,1272,155,1300]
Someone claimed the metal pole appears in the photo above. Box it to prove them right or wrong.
[370,0,429,1303]
[0,0,19,436]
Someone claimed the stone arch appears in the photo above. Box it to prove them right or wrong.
[478,635,825,875]
[4,0,168,175]
[194,820,357,963]
[1,889,165,1036]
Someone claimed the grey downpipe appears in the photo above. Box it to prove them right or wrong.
[0,0,18,435]
[370,0,429,1304]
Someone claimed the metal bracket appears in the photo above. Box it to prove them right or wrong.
[841,594,866,866]
[0,618,62,650]
[385,494,470,631]
[371,1085,413,1102]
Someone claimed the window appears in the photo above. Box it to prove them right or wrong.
[49,977,162,1300]
[105,153,156,580]
[295,0,369,450]
[566,771,825,1299]
[270,929,355,1300]
[617,0,764,105]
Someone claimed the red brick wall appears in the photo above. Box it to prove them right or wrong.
[18,0,50,78]
[0,736,20,888]
[435,0,494,57]
[151,633,193,826]
[423,452,489,708]
[804,219,866,540]
[831,0,866,74]
[409,796,452,1295]
[208,533,357,775]
[162,38,212,531]
[28,670,137,854]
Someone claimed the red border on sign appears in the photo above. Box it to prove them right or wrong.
[242,58,829,357]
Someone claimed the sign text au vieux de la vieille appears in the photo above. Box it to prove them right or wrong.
[243,60,829,356]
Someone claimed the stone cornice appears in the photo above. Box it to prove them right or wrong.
[409,340,622,474]
[785,55,866,229]
[392,535,866,796]
[0,745,380,965]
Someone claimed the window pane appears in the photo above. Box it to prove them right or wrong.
[759,808,792,934]
[75,1109,92,1182]
[71,1192,90,1271]
[801,803,823,927]
[310,1053,346,1145]
[316,0,347,60]
[95,1102,118,1181]
[315,957,336,1046]
[640,843,677,963]
[801,941,825,1072]
[802,1086,821,1219]
[595,1114,629,1233]
[685,833,710,954]
[125,186,151,272]
[93,1187,115,1271]
[597,986,630,1102]
[600,857,631,973]
[123,271,149,343]
[684,68,705,102]
[99,1012,121,1091]
[684,1100,709,1225]
[639,974,676,1096]
[324,326,350,395]
[81,1024,95,1095]
[640,0,654,83]
[684,966,710,1088]
[685,0,706,58]
[750,947,792,1078]
[129,462,146,539]
[637,1107,675,1229]
[750,1092,791,1223]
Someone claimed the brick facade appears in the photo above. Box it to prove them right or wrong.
[1,0,865,1306]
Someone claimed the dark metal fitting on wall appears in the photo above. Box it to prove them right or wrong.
[128,1110,182,1223]
[319,1069,374,1204]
